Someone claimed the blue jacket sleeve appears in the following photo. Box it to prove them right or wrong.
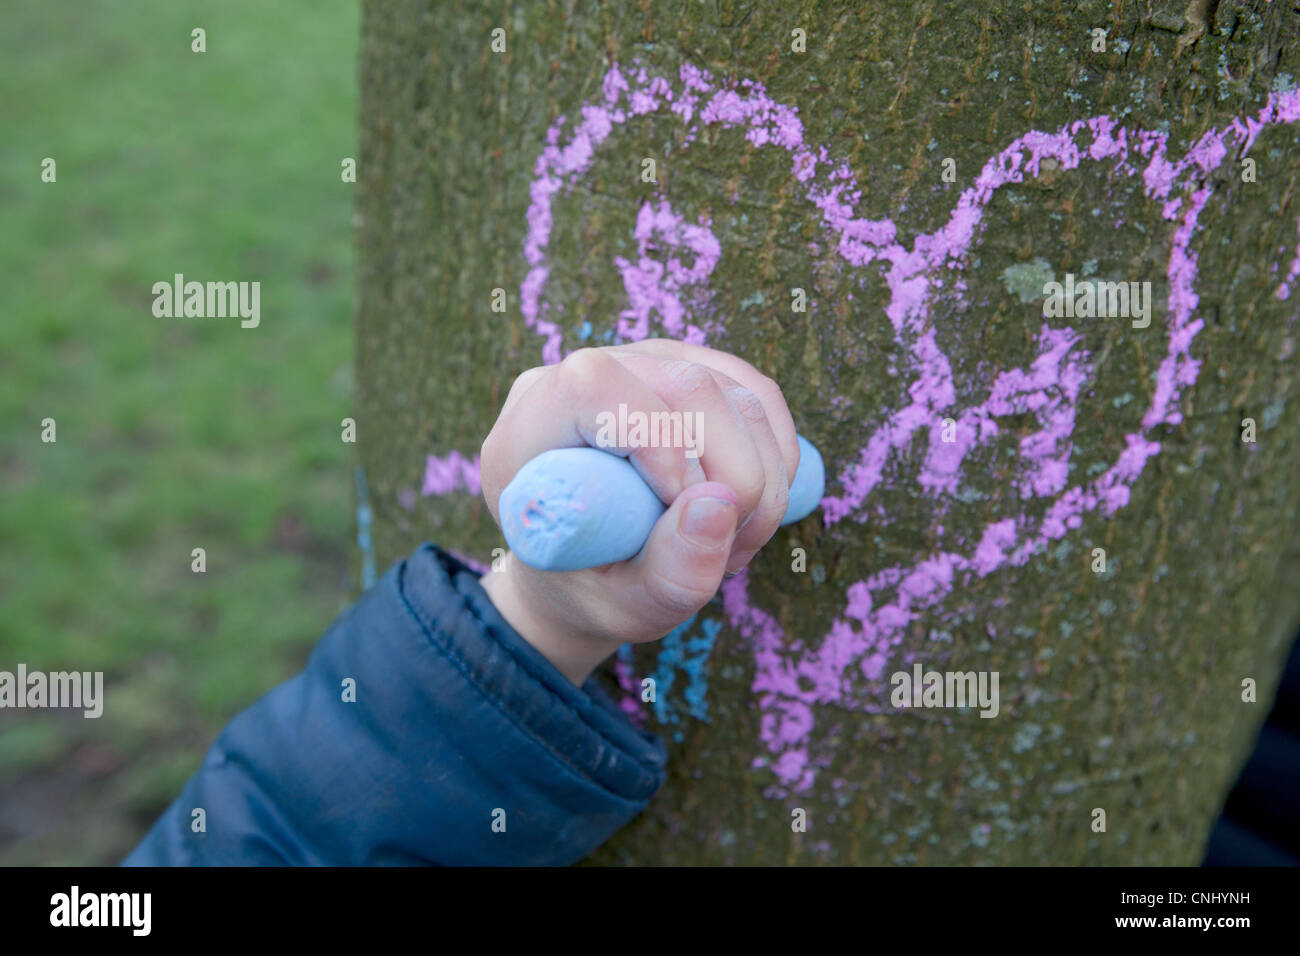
[122,543,667,865]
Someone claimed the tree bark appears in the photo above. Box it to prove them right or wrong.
[355,0,1300,864]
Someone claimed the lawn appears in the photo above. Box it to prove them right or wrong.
[0,0,361,864]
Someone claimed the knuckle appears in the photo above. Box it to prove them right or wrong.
[663,359,715,398]
[759,376,792,422]
[647,572,710,617]
[725,385,767,425]
[731,358,780,402]
[557,348,609,400]
[731,469,766,514]
[512,365,545,391]
[560,346,602,374]
[504,366,545,405]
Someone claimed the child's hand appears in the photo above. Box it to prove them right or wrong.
[478,339,800,684]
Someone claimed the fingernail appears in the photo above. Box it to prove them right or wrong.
[680,497,737,549]
[725,548,759,575]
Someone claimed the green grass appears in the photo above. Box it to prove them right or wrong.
[0,0,361,864]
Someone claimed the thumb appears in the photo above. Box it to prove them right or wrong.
[630,481,739,618]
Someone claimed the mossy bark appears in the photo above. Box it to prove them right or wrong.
[355,0,1300,864]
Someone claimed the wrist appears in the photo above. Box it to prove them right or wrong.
[479,559,619,686]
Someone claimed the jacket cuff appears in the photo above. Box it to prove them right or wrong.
[402,543,667,802]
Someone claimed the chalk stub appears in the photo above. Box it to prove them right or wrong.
[782,434,825,527]
[500,447,665,572]
[501,435,827,572]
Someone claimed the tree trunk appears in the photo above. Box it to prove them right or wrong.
[354,0,1300,864]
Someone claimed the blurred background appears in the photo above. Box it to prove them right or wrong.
[0,0,1295,866]
[0,0,359,863]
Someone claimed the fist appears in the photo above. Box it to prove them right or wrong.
[478,339,800,683]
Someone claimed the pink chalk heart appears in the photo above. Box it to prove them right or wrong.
[422,58,1300,794]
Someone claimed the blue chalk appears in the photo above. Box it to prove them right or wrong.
[501,435,826,571]
[500,448,665,572]
[781,434,825,526]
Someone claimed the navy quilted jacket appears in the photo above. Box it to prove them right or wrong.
[122,544,667,865]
